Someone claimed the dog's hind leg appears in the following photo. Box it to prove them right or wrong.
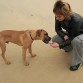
[28,45,36,57]
[0,43,11,65]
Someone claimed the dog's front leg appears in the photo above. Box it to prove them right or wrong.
[29,45,36,57]
[22,46,29,66]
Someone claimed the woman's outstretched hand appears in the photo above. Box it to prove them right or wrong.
[48,41,59,48]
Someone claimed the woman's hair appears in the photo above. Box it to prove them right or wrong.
[53,0,73,19]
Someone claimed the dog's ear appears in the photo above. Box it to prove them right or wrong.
[36,29,42,37]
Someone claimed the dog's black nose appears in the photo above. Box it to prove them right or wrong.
[48,37,51,41]
[43,36,51,44]
[46,36,51,41]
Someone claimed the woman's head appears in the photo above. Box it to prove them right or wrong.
[53,0,72,21]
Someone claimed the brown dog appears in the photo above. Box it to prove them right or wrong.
[0,29,51,66]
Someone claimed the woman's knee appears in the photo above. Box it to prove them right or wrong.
[71,37,81,45]
[52,35,63,43]
[52,35,58,42]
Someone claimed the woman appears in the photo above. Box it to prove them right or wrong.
[49,0,83,71]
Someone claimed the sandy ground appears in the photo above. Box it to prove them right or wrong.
[0,0,83,83]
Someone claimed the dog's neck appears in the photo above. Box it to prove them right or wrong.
[29,32,34,40]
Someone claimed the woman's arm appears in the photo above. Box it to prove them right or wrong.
[55,19,67,39]
[59,20,81,49]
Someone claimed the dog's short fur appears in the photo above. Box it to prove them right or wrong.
[0,29,51,66]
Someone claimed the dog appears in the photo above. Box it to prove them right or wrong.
[0,29,51,66]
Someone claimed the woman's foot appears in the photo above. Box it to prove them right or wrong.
[70,63,83,71]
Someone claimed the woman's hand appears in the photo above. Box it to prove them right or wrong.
[64,35,69,40]
[48,41,59,48]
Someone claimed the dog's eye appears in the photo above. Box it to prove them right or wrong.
[45,33,48,36]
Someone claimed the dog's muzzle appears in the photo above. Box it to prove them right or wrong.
[43,36,51,44]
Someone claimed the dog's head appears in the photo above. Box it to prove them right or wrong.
[30,29,51,44]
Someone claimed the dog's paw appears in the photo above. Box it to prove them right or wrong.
[6,61,11,65]
[31,54,37,57]
[24,61,29,66]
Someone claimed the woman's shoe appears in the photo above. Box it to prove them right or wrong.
[70,63,83,71]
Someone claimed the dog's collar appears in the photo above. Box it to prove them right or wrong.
[29,32,34,40]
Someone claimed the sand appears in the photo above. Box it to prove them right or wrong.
[0,0,83,83]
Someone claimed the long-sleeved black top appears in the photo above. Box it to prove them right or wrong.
[55,12,83,49]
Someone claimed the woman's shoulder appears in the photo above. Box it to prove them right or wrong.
[71,12,83,22]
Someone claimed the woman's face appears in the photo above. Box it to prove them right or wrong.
[54,14,65,21]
